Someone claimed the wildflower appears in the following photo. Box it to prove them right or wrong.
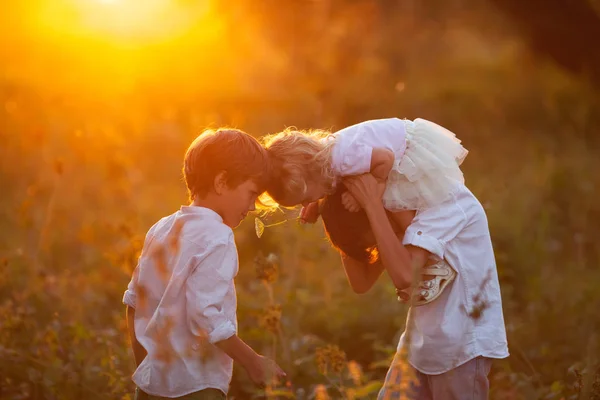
[314,384,330,400]
[254,218,290,238]
[254,252,279,283]
[347,360,362,385]
[260,304,282,334]
[255,218,265,238]
[316,345,346,376]
[346,388,357,400]
[383,346,418,400]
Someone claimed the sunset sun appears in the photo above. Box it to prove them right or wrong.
[34,0,214,44]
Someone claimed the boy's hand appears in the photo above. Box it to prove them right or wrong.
[246,355,287,387]
[299,201,320,224]
[343,174,386,209]
[341,191,361,212]
[215,336,287,388]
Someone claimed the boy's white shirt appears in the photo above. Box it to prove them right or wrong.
[399,184,509,374]
[123,206,238,397]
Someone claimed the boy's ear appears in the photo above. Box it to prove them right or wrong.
[213,171,228,195]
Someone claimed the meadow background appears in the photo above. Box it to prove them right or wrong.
[1,0,599,399]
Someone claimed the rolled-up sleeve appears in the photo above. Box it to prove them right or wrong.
[186,239,238,344]
[123,223,160,309]
[403,198,467,260]
[123,272,138,308]
[123,255,145,309]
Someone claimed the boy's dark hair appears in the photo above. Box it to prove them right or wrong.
[321,187,379,264]
[183,128,270,201]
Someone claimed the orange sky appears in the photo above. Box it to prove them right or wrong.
[0,1,248,99]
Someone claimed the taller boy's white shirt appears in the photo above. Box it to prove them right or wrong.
[123,206,238,397]
[399,184,509,374]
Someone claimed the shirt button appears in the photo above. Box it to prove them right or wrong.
[417,231,422,235]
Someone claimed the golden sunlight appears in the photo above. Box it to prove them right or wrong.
[3,0,226,99]
[35,0,213,44]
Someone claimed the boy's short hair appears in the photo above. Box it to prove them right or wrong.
[183,128,270,201]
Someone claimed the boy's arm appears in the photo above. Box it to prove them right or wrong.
[366,205,429,290]
[339,147,393,213]
[339,253,385,294]
[214,335,259,366]
[186,238,285,385]
[339,208,416,293]
[370,147,395,182]
[186,239,285,385]
[186,243,237,340]
[344,174,429,290]
[126,306,147,367]
[215,335,285,385]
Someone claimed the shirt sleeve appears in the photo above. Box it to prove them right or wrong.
[186,237,239,344]
[340,142,372,176]
[331,128,373,176]
[123,269,138,308]
[402,198,467,260]
[122,223,160,308]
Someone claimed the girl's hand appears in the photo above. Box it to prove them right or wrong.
[299,201,321,224]
[341,191,361,212]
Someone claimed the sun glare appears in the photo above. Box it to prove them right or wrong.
[8,0,225,98]
[35,0,214,44]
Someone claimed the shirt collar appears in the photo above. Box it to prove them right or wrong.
[180,206,224,223]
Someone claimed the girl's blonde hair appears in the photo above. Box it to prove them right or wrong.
[260,127,337,208]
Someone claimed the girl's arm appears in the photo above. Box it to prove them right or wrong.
[370,148,395,182]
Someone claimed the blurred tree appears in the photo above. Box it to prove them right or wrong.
[473,0,600,89]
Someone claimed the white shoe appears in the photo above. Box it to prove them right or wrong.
[396,258,456,306]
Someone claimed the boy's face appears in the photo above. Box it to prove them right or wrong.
[220,179,261,228]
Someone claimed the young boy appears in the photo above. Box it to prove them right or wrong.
[123,128,285,400]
